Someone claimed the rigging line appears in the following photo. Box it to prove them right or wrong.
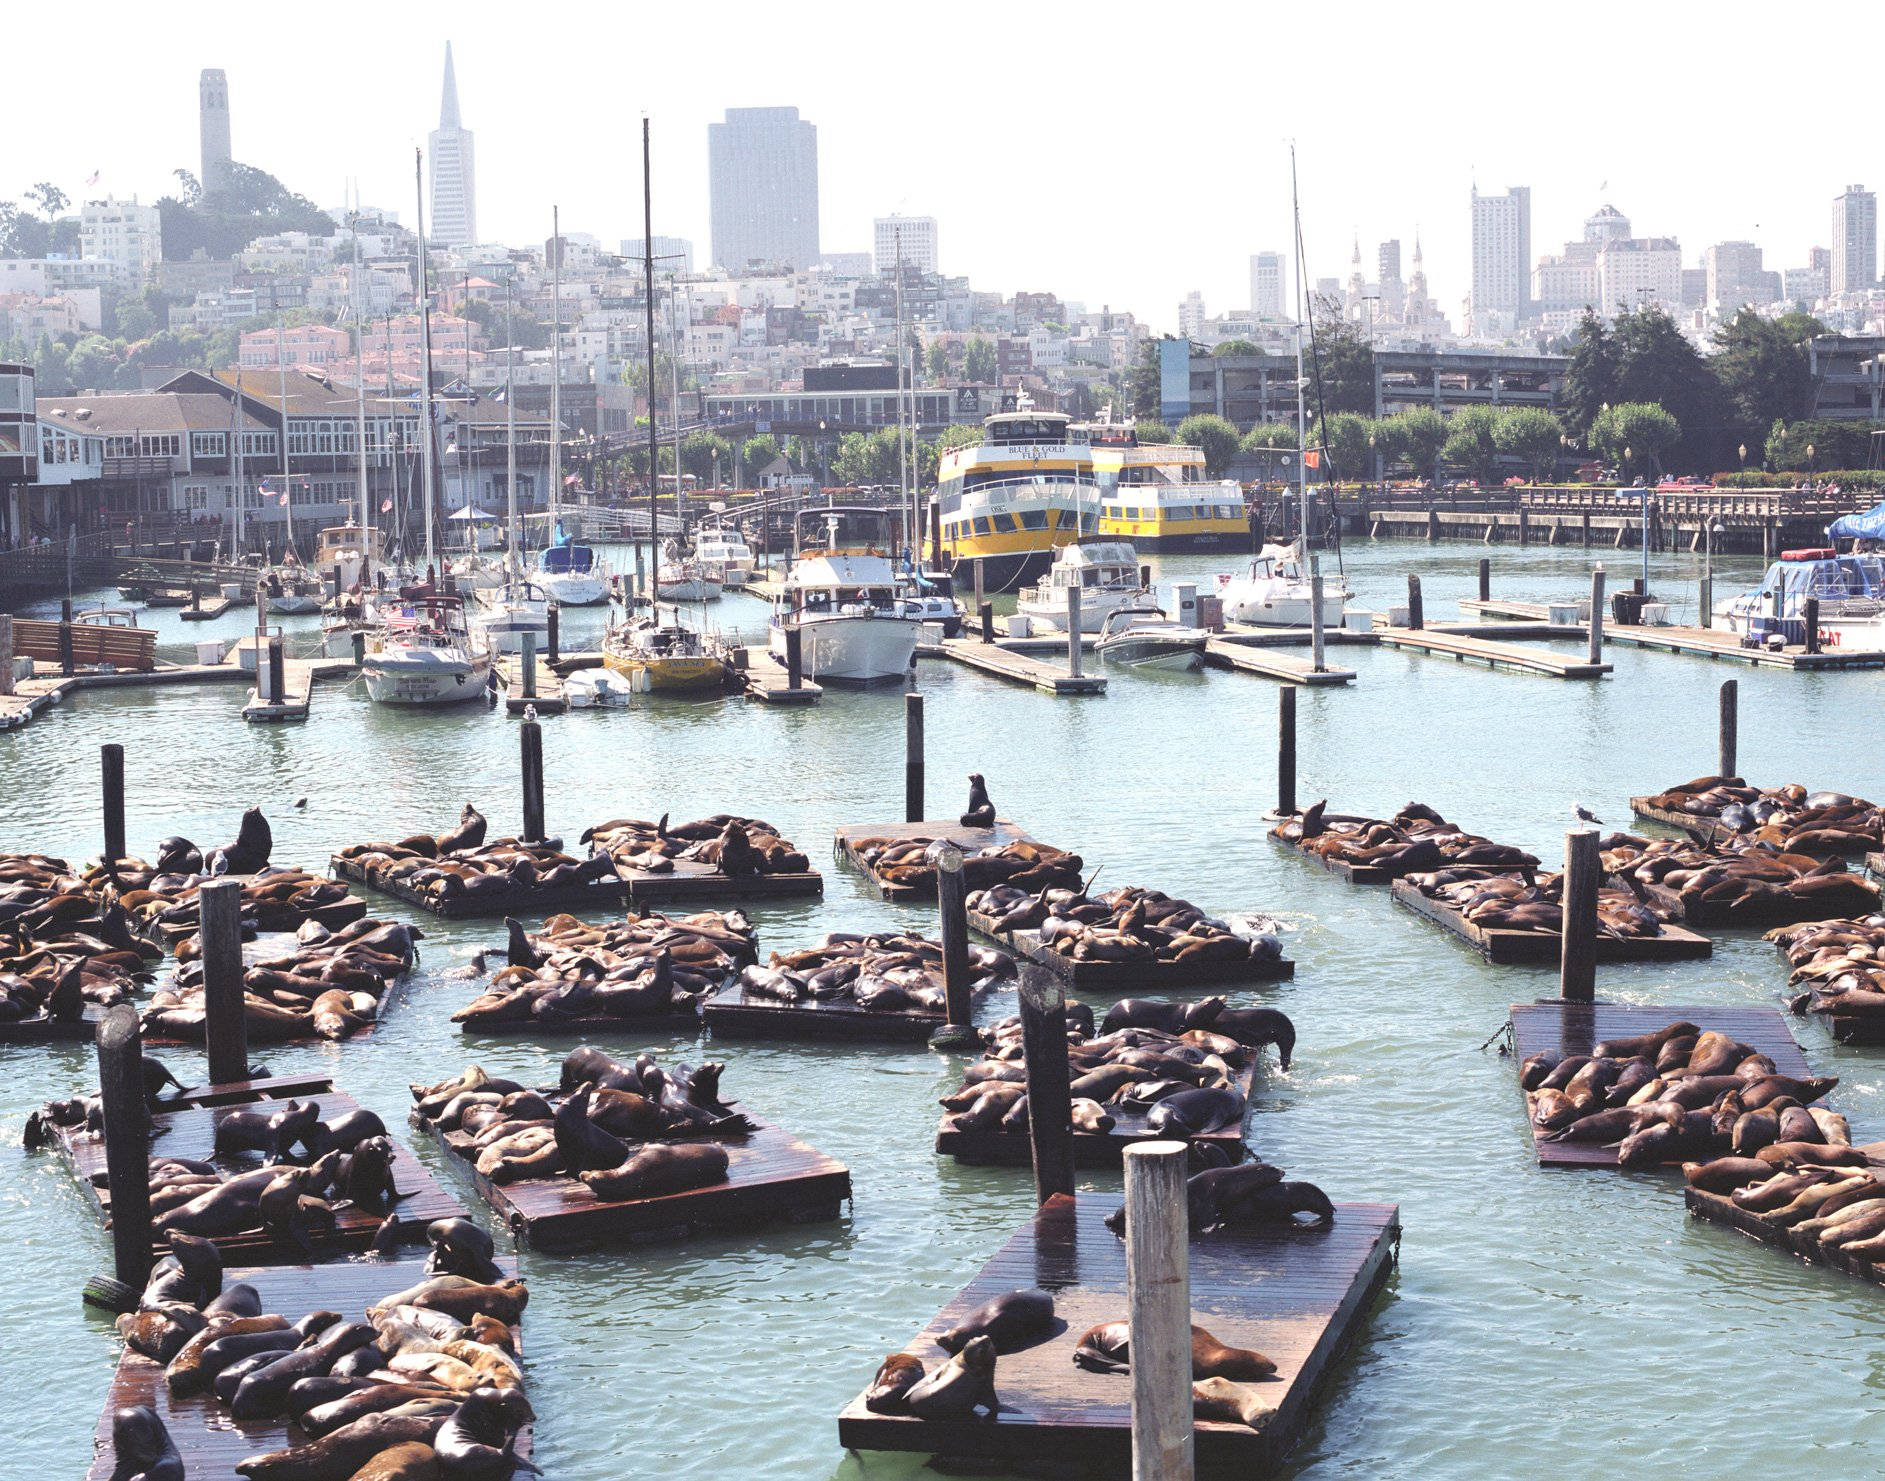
[1291,146,1344,577]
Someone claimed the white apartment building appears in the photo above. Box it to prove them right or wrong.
[1704,240,1766,315]
[78,198,162,287]
[1250,251,1287,319]
[1598,237,1682,314]
[1470,185,1531,330]
[1178,291,1207,340]
[873,216,938,276]
[1832,185,1878,294]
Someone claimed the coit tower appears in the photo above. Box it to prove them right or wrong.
[200,68,232,193]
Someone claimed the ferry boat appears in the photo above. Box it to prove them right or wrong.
[362,594,493,705]
[1216,541,1349,628]
[772,507,923,684]
[602,611,731,694]
[1015,540,1143,634]
[535,536,611,607]
[314,522,386,590]
[933,405,1097,590]
[695,520,756,589]
[1716,547,1885,651]
[1094,601,1209,671]
[1089,422,1248,551]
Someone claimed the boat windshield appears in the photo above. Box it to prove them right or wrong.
[539,544,594,574]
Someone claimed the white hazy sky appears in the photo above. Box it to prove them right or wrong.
[8,0,1880,331]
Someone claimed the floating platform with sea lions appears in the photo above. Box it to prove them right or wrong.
[582,812,823,904]
[0,851,164,1042]
[1631,776,1885,855]
[1769,916,1885,1044]
[967,883,1294,989]
[33,1073,466,1260]
[836,1189,1398,1474]
[702,930,1017,1043]
[1509,1002,1828,1169]
[410,1049,851,1248]
[1270,801,1538,885]
[1601,832,1880,928]
[84,1255,533,1481]
[331,803,628,919]
[1682,1142,1885,1291]
[834,821,1081,903]
[1390,868,1712,964]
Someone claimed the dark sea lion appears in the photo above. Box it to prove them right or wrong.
[165,1315,293,1396]
[1592,1021,1701,1060]
[1296,799,1328,838]
[579,1141,730,1200]
[109,1404,184,1481]
[307,1108,388,1157]
[553,1086,632,1172]
[437,803,488,855]
[559,1046,636,1094]
[211,807,274,876]
[235,1410,449,1480]
[1073,1321,1276,1380]
[432,1387,540,1478]
[1146,1086,1247,1137]
[1682,1157,1774,1194]
[117,1307,207,1364]
[204,1282,263,1318]
[960,773,997,829]
[142,1231,222,1310]
[300,1382,454,1440]
[424,1217,503,1284]
[1212,1179,1336,1227]
[1102,997,1226,1037]
[864,1353,926,1413]
[936,1288,1056,1355]
[231,1320,376,1419]
[1211,1008,1296,1068]
[141,1056,189,1107]
[903,1334,999,1419]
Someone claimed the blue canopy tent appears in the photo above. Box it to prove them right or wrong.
[1828,500,1885,541]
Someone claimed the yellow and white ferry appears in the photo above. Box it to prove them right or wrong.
[1087,423,1248,551]
[933,406,1097,590]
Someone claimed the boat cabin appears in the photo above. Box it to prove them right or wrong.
[1041,541,1140,591]
[538,541,597,574]
[795,505,895,556]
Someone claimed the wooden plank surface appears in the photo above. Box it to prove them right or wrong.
[1388,879,1712,964]
[1374,625,1611,678]
[0,1004,105,1043]
[1628,796,1721,842]
[1606,622,1885,669]
[967,909,1295,989]
[1509,1001,1810,1168]
[1686,1184,1885,1288]
[700,980,979,1044]
[1268,815,1411,885]
[611,855,824,906]
[1202,637,1356,686]
[834,819,1038,902]
[939,637,1107,694]
[423,1113,850,1250]
[331,853,627,920]
[83,1257,531,1481]
[837,1192,1399,1474]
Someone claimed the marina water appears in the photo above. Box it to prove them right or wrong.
[4,537,1883,1478]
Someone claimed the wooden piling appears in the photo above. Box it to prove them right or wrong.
[1068,585,1084,678]
[785,626,803,690]
[1017,966,1075,1204]
[1804,596,1821,655]
[973,557,985,615]
[101,743,125,865]
[96,1005,153,1288]
[546,605,560,666]
[520,719,546,843]
[1278,686,1297,817]
[1587,566,1605,665]
[520,630,538,699]
[0,613,12,697]
[198,879,248,1087]
[1406,574,1423,630]
[1310,573,1326,673]
[979,602,994,644]
[1124,1142,1195,1481]
[60,597,74,676]
[904,692,924,823]
[1719,678,1738,779]
[266,633,285,706]
[351,630,366,667]
[1478,557,1490,602]
[1559,828,1599,1004]
[937,845,973,1028]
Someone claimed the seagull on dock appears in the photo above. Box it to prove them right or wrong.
[1573,804,1603,826]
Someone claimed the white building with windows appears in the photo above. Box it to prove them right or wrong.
[1597,236,1683,314]
[873,216,937,276]
[428,43,478,248]
[1250,251,1287,319]
[1470,184,1531,331]
[1833,185,1878,295]
[78,198,162,287]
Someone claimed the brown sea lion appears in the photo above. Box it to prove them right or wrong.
[236,1411,449,1480]
[579,1142,730,1201]
[1192,1376,1279,1430]
[864,1353,926,1413]
[1073,1321,1276,1380]
[936,1288,1056,1355]
[903,1335,999,1419]
[339,1442,440,1481]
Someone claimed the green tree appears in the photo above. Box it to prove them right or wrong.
[740,434,780,477]
[926,339,951,382]
[27,182,68,220]
[1591,401,1681,478]
[963,335,996,383]
[1129,338,1167,418]
[1174,413,1240,476]
[1365,417,1407,471]
[1133,419,1173,444]
[66,334,123,390]
[1213,339,1261,357]
[830,428,903,486]
[1309,412,1372,483]
[1493,407,1566,483]
[1240,423,1297,452]
[1561,309,1616,437]
[1442,405,1503,484]
[1763,418,1879,471]
[935,423,982,454]
[1609,307,1723,472]
[1394,409,1449,483]
[155,161,337,261]
[679,430,733,484]
[1304,294,1376,414]
[1711,309,1819,457]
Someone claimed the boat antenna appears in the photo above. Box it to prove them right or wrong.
[642,117,659,617]
[1292,142,1344,578]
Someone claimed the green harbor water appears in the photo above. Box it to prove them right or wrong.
[5,535,1885,1479]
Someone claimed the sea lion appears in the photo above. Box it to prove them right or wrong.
[109,1404,184,1481]
[437,803,488,855]
[960,773,997,829]
[210,807,274,876]
[902,1334,999,1419]
[142,1231,222,1310]
[1211,1008,1296,1068]
[1101,997,1227,1037]
[425,1218,503,1284]
[166,1316,297,1396]
[552,1085,633,1172]
[936,1288,1056,1355]
[231,1321,377,1419]
[367,1276,529,1327]
[343,1442,442,1481]
[502,919,541,970]
[432,1387,540,1478]
[236,1411,449,1480]
[579,1142,730,1201]
[1192,1376,1279,1430]
[864,1353,926,1413]
[1072,1321,1275,1380]
[1145,1086,1246,1137]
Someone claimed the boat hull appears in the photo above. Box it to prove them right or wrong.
[1104,528,1240,552]
[362,652,492,705]
[267,594,322,615]
[1220,591,1347,628]
[770,614,919,685]
[539,572,610,607]
[1098,637,1206,670]
[941,545,1066,594]
[601,650,727,693]
[656,577,723,602]
[1017,589,1138,634]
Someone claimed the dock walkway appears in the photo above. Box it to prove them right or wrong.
[1389,880,1712,964]
[1374,624,1611,678]
[939,637,1106,694]
[1203,636,1355,685]
[834,819,1039,902]
[495,652,568,714]
[738,643,822,704]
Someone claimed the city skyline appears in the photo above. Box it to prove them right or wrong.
[5,1,1882,330]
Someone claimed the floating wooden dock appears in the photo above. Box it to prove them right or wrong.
[0,1004,107,1044]
[457,1001,704,1036]
[495,652,568,714]
[939,637,1107,695]
[1458,597,1558,622]
[1627,796,1719,843]
[967,909,1294,989]
[1269,816,1416,885]
[738,644,823,704]
[1869,852,1885,878]
[422,1114,850,1249]
[1374,624,1611,678]
[1388,880,1712,964]
[700,980,981,1044]
[83,1256,531,1481]
[1202,636,1355,686]
[1685,1180,1885,1290]
[1509,1001,1811,1168]
[1606,621,1885,670]
[175,595,236,621]
[837,1191,1400,1475]
[122,876,368,952]
[1613,868,1880,929]
[609,855,824,906]
[834,819,1040,902]
[49,1078,466,1258]
[331,852,628,920]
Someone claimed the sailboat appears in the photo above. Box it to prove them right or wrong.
[472,278,552,655]
[655,539,722,601]
[262,553,325,614]
[536,532,611,606]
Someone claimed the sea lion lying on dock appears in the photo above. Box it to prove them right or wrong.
[900,1335,1000,1419]
[736,929,1014,1013]
[1105,1161,1336,1236]
[0,852,164,1019]
[337,831,616,904]
[937,1288,1056,1354]
[850,835,1083,896]
[972,883,1286,970]
[1272,803,1537,879]
[1604,833,1879,922]
[1403,866,1671,939]
[1073,1320,1276,1380]
[1769,914,1885,1020]
[581,813,810,877]
[1640,776,1885,855]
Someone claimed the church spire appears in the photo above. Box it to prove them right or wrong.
[440,41,461,131]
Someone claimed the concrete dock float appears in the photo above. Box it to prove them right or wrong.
[1374,625,1611,678]
[177,596,236,621]
[939,636,1106,694]
[496,652,569,714]
[1204,635,1355,684]
[739,644,822,703]
[1604,621,1885,669]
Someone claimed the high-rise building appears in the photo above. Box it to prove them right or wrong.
[199,69,232,194]
[1249,251,1287,319]
[1470,185,1531,330]
[709,107,820,270]
[79,198,162,287]
[1377,239,1404,319]
[1177,291,1207,340]
[1704,241,1767,315]
[873,216,938,277]
[1831,185,1877,294]
[1598,237,1682,314]
[620,238,694,274]
[428,43,477,248]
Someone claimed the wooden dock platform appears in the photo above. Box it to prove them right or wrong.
[50,1079,466,1259]
[1374,624,1611,678]
[0,1004,106,1044]
[1614,865,1880,929]
[1388,879,1712,964]
[940,636,1107,695]
[967,909,1294,990]
[1203,636,1355,686]
[1868,852,1885,878]
[240,659,322,722]
[1606,620,1885,669]
[701,980,978,1044]
[609,855,823,907]
[1627,796,1718,843]
[837,1191,1399,1475]
[834,819,1039,902]
[83,1256,531,1481]
[331,852,628,920]
[1458,597,1558,622]
[1509,1001,1811,1168]
[176,596,237,621]
[1270,815,1415,885]
[738,644,822,704]
[422,1113,850,1249]
[1685,1181,1885,1290]
[495,652,568,714]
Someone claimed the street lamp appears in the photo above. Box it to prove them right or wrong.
[1701,516,1724,628]
[1738,442,1748,472]
[1806,443,1816,492]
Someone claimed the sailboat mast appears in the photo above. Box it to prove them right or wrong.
[504,278,518,576]
[1290,143,1307,518]
[549,204,561,537]
[641,118,658,605]
[895,227,908,565]
[414,148,437,578]
[352,190,370,545]
[230,381,244,554]
[275,310,292,554]
[668,279,684,535]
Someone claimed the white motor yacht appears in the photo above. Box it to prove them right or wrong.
[1215,541,1348,628]
[1094,601,1209,671]
[1715,545,1885,651]
[1015,540,1143,633]
[472,577,552,656]
[695,521,756,589]
[362,594,493,705]
[770,508,922,684]
[535,538,611,607]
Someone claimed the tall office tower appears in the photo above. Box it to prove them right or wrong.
[428,43,478,248]
[1377,239,1404,318]
[1832,185,1878,293]
[873,216,938,276]
[199,69,232,193]
[709,107,820,270]
[1249,251,1287,318]
[1470,185,1532,329]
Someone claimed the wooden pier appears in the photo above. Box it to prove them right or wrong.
[738,644,823,704]
[83,1257,531,1481]
[609,855,824,907]
[1388,879,1712,964]
[1627,796,1719,842]
[49,1078,466,1259]
[1613,867,1880,929]
[1202,636,1356,686]
[939,636,1107,695]
[495,652,569,714]
[1509,1001,1811,1168]
[1374,624,1611,678]
[0,1004,107,1044]
[837,1191,1400,1475]
[331,852,628,920]
[701,980,979,1044]
[422,1113,850,1249]
[1270,815,1417,885]
[967,909,1295,989]
[1685,1180,1885,1291]
[1460,597,1885,670]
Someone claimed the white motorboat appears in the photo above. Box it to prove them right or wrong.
[564,667,636,707]
[897,568,965,640]
[535,537,611,607]
[1094,601,1208,671]
[313,523,387,591]
[1715,546,1885,651]
[319,590,384,658]
[656,542,723,602]
[472,578,552,656]
[449,551,507,592]
[770,507,922,685]
[1015,540,1144,633]
[362,594,493,705]
[695,521,756,588]
[1215,541,1348,628]
[262,560,325,615]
